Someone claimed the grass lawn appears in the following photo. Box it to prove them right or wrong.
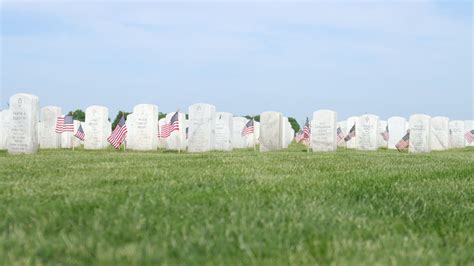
[1,144,473,265]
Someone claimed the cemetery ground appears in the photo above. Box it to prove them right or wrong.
[0,144,473,265]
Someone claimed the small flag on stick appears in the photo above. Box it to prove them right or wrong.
[107,116,128,149]
[465,129,474,144]
[344,124,356,142]
[396,131,410,152]
[302,117,311,145]
[55,115,74,133]
[241,119,254,136]
[160,112,180,139]
[74,124,85,141]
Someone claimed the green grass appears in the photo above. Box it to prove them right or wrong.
[1,144,473,265]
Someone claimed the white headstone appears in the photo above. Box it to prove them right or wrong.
[465,120,474,147]
[232,117,248,149]
[37,122,41,145]
[182,119,189,149]
[7,93,40,154]
[285,120,293,147]
[345,116,358,149]
[0,112,3,150]
[356,114,379,151]
[387,117,407,150]
[337,121,347,148]
[254,121,260,145]
[259,111,283,152]
[164,111,186,151]
[127,104,158,151]
[84,106,109,150]
[280,117,290,149]
[39,106,62,149]
[215,112,233,151]
[311,110,337,152]
[188,103,216,153]
[448,120,465,149]
[125,113,136,145]
[430,116,449,151]
[0,110,12,150]
[377,120,388,148]
[409,114,431,153]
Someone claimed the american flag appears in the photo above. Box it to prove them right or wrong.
[344,124,356,142]
[241,119,254,136]
[337,127,345,142]
[74,124,85,141]
[160,112,179,138]
[302,117,311,145]
[396,131,410,152]
[55,115,74,133]
[465,129,474,144]
[381,125,389,141]
[107,116,128,149]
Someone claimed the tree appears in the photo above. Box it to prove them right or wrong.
[288,117,300,133]
[159,112,167,120]
[244,115,260,122]
[68,109,85,122]
[112,111,131,130]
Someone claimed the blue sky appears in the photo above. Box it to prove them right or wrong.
[1,1,472,124]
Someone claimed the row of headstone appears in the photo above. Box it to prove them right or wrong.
[186,104,265,152]
[123,103,262,152]
[333,114,474,153]
[1,93,473,154]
